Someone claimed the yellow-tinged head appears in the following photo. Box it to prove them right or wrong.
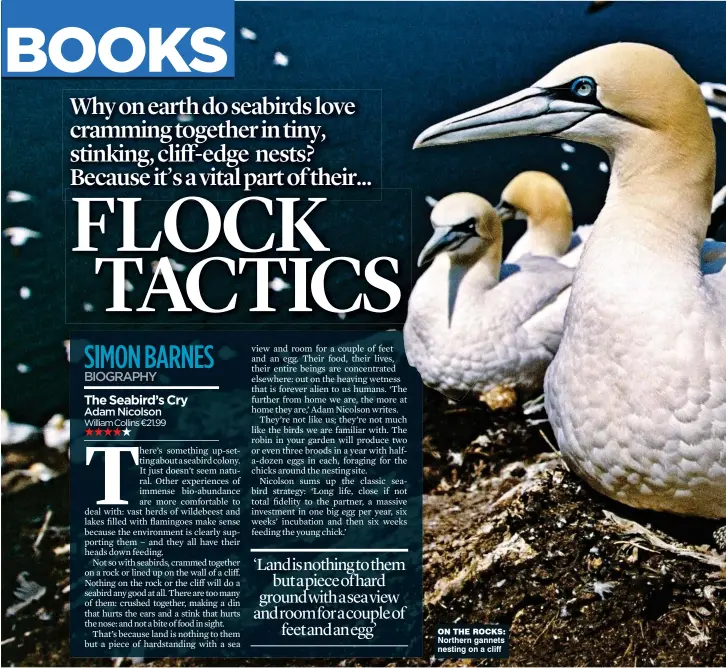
[498,171,571,223]
[414,43,711,149]
[414,43,716,234]
[419,192,501,267]
[497,171,573,258]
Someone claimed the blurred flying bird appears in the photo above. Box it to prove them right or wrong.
[274,52,290,67]
[5,190,33,203]
[3,227,41,246]
[586,1,614,13]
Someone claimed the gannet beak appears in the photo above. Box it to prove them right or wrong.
[418,226,474,267]
[495,201,516,222]
[413,87,598,148]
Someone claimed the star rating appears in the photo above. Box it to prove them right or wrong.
[84,427,132,437]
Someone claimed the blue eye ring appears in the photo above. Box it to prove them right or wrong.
[571,76,596,98]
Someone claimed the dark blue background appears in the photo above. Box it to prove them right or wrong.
[2,1,725,426]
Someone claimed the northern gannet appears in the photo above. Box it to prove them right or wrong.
[269,276,291,292]
[43,414,70,453]
[240,27,258,41]
[3,227,41,246]
[5,190,33,204]
[403,193,573,408]
[414,43,726,518]
[496,171,591,266]
[273,52,289,67]
[1,410,39,447]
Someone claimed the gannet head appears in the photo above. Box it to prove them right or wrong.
[497,171,572,223]
[418,192,501,267]
[414,43,714,167]
[497,171,573,258]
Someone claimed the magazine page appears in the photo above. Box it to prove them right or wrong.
[1,1,725,667]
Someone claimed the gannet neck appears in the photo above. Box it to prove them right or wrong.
[436,240,502,283]
[525,213,573,258]
[600,123,715,258]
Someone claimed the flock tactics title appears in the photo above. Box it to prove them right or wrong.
[3,0,401,315]
[73,197,401,315]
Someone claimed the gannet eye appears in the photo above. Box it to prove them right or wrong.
[455,217,477,231]
[571,77,596,99]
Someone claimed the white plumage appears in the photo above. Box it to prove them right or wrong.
[404,193,573,403]
[413,43,726,517]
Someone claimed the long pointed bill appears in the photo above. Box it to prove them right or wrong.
[413,87,598,148]
[418,226,474,267]
[495,201,516,222]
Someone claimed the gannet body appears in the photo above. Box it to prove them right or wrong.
[404,193,573,405]
[414,43,726,518]
[496,171,592,266]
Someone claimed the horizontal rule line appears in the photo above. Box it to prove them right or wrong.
[249,645,408,648]
[83,439,221,442]
[82,386,219,390]
[249,548,409,552]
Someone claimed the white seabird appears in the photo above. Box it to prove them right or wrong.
[151,258,186,272]
[5,191,33,204]
[3,227,41,246]
[19,287,31,300]
[1,411,39,447]
[240,27,257,41]
[43,414,70,453]
[414,42,726,518]
[269,276,291,292]
[404,193,573,408]
[273,52,289,67]
[496,171,591,266]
